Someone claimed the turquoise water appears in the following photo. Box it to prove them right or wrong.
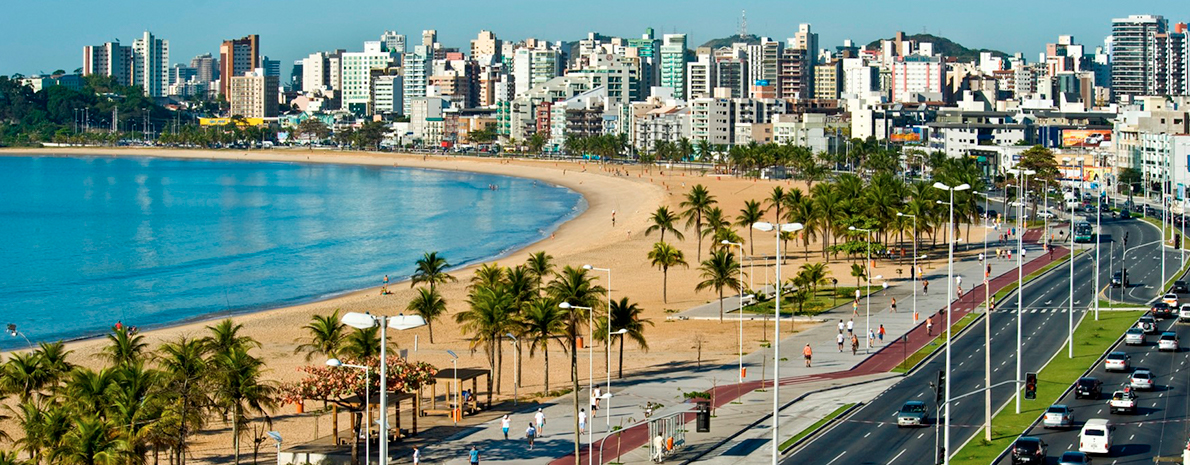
[0,155,584,349]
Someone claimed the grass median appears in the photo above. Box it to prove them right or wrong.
[891,313,979,373]
[778,403,856,451]
[949,310,1143,464]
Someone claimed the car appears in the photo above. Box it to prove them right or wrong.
[1119,209,1131,219]
[897,400,928,427]
[1058,451,1093,465]
[1079,419,1113,455]
[1039,211,1057,219]
[1124,328,1146,345]
[1129,369,1154,390]
[1075,377,1103,399]
[1162,293,1179,307]
[1104,352,1131,371]
[1044,404,1075,428]
[1108,389,1138,414]
[1111,271,1129,288]
[1152,302,1175,319]
[1176,281,1189,293]
[1159,331,1179,351]
[1139,316,1158,334]
[1012,436,1048,464]
[1181,303,1190,322]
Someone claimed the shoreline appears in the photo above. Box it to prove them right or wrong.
[0,147,652,356]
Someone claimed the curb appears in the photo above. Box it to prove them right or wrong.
[779,401,864,454]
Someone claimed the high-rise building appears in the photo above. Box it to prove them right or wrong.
[422,30,438,47]
[791,24,819,67]
[290,60,303,91]
[168,64,197,85]
[403,45,432,114]
[380,30,406,54]
[83,41,132,86]
[813,60,842,100]
[228,68,278,118]
[626,28,661,95]
[778,48,810,99]
[301,50,343,93]
[1111,15,1166,100]
[132,31,169,97]
[513,47,562,97]
[686,54,715,99]
[890,55,945,102]
[1154,27,1188,96]
[372,73,403,115]
[342,41,398,115]
[471,30,502,61]
[660,34,688,100]
[190,53,217,83]
[220,35,260,97]
[262,56,280,77]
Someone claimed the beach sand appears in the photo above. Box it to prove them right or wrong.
[0,147,969,462]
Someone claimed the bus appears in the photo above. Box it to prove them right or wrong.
[1073,221,1094,243]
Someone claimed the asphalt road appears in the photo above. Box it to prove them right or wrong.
[784,216,1182,465]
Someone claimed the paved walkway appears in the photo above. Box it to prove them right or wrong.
[396,228,1065,465]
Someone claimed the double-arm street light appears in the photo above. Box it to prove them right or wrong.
[340,312,426,465]
[849,226,875,349]
[896,213,922,322]
[505,333,519,405]
[751,221,804,465]
[327,358,371,464]
[1007,167,1036,415]
[933,181,970,465]
[559,302,593,465]
[721,240,747,384]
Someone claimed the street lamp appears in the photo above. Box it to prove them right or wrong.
[605,328,627,430]
[751,221,804,465]
[327,358,371,464]
[445,350,458,424]
[340,312,426,465]
[559,301,593,464]
[1007,167,1035,416]
[721,239,747,384]
[505,333,519,406]
[933,181,970,465]
[5,323,33,350]
[897,212,921,322]
[1068,185,1075,358]
[849,226,875,351]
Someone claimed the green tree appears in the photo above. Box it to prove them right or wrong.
[457,285,516,395]
[293,310,347,362]
[645,206,685,243]
[680,184,718,261]
[407,287,448,343]
[647,241,688,303]
[108,362,161,465]
[516,297,567,393]
[736,200,767,255]
[340,327,383,360]
[210,346,276,465]
[525,251,555,294]
[294,118,330,146]
[2,352,50,402]
[766,186,787,226]
[695,249,741,322]
[596,297,653,378]
[202,320,259,357]
[411,251,457,292]
[101,328,148,367]
[48,415,124,465]
[155,336,210,465]
[850,263,867,288]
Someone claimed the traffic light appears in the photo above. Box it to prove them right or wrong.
[1124,232,1129,247]
[1025,372,1038,400]
[936,370,946,403]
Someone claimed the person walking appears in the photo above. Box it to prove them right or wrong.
[534,408,545,436]
[469,445,480,465]
[927,316,934,336]
[890,298,897,313]
[526,422,537,450]
[850,334,859,355]
[837,332,845,352]
[579,408,587,434]
[412,446,421,465]
[593,386,602,410]
[868,328,876,348]
[501,414,510,439]
[922,279,929,295]
[653,433,665,462]
[837,319,844,333]
[803,343,813,367]
[879,324,886,343]
[846,319,854,335]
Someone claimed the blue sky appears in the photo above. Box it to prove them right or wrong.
[3,0,1186,76]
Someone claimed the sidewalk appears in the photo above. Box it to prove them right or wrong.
[402,228,1064,465]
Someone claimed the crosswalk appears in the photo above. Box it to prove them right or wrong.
[987,308,1087,313]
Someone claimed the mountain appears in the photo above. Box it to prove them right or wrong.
[699,34,762,50]
[865,33,1008,62]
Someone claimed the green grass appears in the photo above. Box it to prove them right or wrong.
[891,313,979,373]
[1095,299,1147,310]
[741,286,865,317]
[778,403,856,451]
[949,310,1143,464]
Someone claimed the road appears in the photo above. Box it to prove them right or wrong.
[784,216,1182,465]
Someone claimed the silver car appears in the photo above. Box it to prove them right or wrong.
[1043,404,1074,428]
[1130,369,1154,390]
[1124,328,1145,345]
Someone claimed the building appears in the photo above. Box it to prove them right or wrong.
[689,97,732,146]
[686,54,715,99]
[513,46,562,98]
[813,60,843,100]
[132,31,169,97]
[567,52,638,107]
[778,48,811,100]
[410,96,450,145]
[791,24,819,68]
[220,35,260,98]
[1154,27,1188,96]
[82,41,132,86]
[373,74,403,116]
[660,34,688,100]
[341,41,398,115]
[380,30,406,54]
[301,50,344,93]
[190,53,218,83]
[470,30,502,61]
[228,68,279,118]
[403,45,432,114]
[890,55,945,103]
[262,57,280,77]
[627,28,662,95]
[1111,15,1166,101]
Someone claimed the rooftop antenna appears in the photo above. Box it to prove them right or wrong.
[739,10,748,39]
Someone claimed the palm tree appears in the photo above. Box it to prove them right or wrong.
[407,287,448,343]
[411,251,457,291]
[156,337,209,465]
[850,263,867,288]
[645,206,685,243]
[2,351,49,402]
[0,450,30,465]
[517,297,567,393]
[340,326,383,360]
[101,328,148,367]
[210,346,276,465]
[470,263,506,289]
[65,367,116,420]
[109,362,161,465]
[696,249,741,322]
[48,415,124,465]
[203,319,259,357]
[813,185,844,261]
[546,265,605,388]
[598,297,653,378]
[701,207,729,242]
[525,251,555,294]
[680,184,717,261]
[457,285,516,395]
[767,186,787,226]
[293,310,346,361]
[798,262,831,295]
[736,200,767,255]
[647,242,688,303]
[34,341,74,390]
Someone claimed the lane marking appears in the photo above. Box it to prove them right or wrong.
[826,451,846,465]
[888,449,907,465]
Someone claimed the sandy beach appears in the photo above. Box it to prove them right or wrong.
[0,147,963,462]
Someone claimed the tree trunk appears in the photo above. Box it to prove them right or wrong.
[696,217,703,262]
[233,404,240,465]
[618,335,625,379]
[350,413,359,465]
[719,289,725,322]
[496,337,504,395]
[428,319,435,344]
[662,267,669,303]
[544,345,550,393]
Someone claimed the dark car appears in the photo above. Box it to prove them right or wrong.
[1111,271,1129,288]
[1058,451,1092,465]
[1012,437,1048,464]
[1119,209,1132,219]
[1175,280,1188,293]
[1075,377,1103,399]
[1152,302,1175,319]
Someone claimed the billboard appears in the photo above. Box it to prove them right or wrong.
[890,127,923,143]
[1061,129,1112,148]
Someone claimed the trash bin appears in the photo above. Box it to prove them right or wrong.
[695,401,710,432]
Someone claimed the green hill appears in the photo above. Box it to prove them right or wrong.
[699,34,762,49]
[865,33,1008,62]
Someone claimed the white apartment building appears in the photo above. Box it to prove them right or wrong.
[567,52,638,107]
[341,41,398,115]
[403,45,432,116]
[689,98,732,146]
[228,68,278,118]
[83,42,132,86]
[132,31,169,97]
[513,47,562,97]
[410,96,450,144]
[687,54,715,99]
[660,34,688,100]
[373,75,403,115]
[890,55,945,103]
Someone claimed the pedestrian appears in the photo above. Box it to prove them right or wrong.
[501,414,510,439]
[534,408,545,436]
[413,446,420,465]
[879,324,886,343]
[846,319,854,335]
[852,299,859,316]
[1049,245,1054,259]
[868,328,876,347]
[653,433,665,462]
[837,332,845,352]
[922,279,929,295]
[978,252,984,263]
[469,445,480,465]
[838,319,844,333]
[526,422,537,449]
[890,298,897,313]
[579,408,587,434]
[593,386,602,410]
[851,334,859,355]
[927,316,934,336]
[956,285,963,300]
[803,343,813,367]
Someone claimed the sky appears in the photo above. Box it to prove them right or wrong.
[3,0,1188,77]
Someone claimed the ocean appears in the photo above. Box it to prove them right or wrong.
[0,155,585,349]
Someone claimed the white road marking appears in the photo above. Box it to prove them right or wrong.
[864,432,871,438]
[826,451,846,465]
[888,449,907,465]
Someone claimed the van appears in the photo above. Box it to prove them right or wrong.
[1079,418,1112,455]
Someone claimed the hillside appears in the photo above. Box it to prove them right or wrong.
[865,33,1008,62]
[699,34,762,49]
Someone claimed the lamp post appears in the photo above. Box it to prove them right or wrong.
[505,333,518,406]
[341,312,427,465]
[445,350,458,424]
[849,226,874,350]
[722,240,746,384]
[751,221,804,465]
[933,181,970,465]
[606,327,627,432]
[1069,185,1075,358]
[327,358,370,465]
[559,302,593,465]
[1007,167,1035,415]
[897,212,919,322]
[5,323,33,350]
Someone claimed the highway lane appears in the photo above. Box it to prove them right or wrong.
[784,217,1180,465]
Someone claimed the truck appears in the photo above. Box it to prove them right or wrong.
[1108,390,1137,414]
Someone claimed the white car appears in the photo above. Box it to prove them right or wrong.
[1163,293,1179,307]
[1124,328,1146,345]
[1079,419,1113,454]
[1180,303,1190,322]
[1104,352,1130,371]
[1130,369,1154,390]
[1159,332,1179,351]
[1043,405,1074,428]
